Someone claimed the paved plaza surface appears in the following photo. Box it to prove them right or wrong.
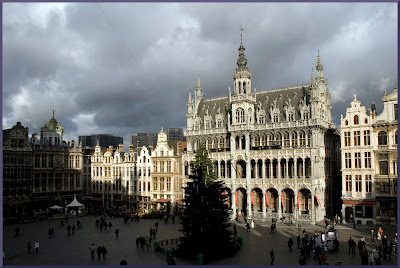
[3,215,398,266]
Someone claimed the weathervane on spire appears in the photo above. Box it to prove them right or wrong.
[51,109,56,118]
[240,26,244,44]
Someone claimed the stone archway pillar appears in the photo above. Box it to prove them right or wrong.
[278,193,282,218]
[231,189,237,220]
[311,191,315,222]
[262,191,267,218]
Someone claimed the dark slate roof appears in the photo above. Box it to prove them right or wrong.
[196,85,311,127]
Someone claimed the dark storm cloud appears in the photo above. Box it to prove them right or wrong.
[3,3,397,145]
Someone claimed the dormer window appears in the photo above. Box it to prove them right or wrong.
[273,114,279,123]
[345,120,348,126]
[194,122,200,130]
[259,115,265,124]
[205,120,211,129]
[288,113,294,121]
[217,120,222,128]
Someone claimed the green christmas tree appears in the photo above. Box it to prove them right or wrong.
[177,145,236,261]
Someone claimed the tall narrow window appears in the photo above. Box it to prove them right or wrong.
[167,177,171,191]
[345,153,352,168]
[354,131,360,146]
[364,152,371,168]
[365,175,372,192]
[283,133,290,147]
[273,114,279,123]
[344,132,351,147]
[355,153,361,168]
[379,154,388,175]
[355,175,362,192]
[299,131,306,147]
[395,104,398,120]
[346,175,352,191]
[364,130,370,145]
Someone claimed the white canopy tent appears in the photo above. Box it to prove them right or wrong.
[49,205,63,210]
[66,194,84,208]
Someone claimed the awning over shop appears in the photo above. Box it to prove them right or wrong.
[175,200,183,206]
[155,199,170,203]
[343,200,375,206]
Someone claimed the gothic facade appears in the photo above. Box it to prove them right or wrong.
[341,83,398,225]
[183,42,341,222]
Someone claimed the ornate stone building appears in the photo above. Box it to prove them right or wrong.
[31,114,83,213]
[183,41,341,222]
[91,143,136,210]
[341,82,397,225]
[3,122,33,220]
[90,130,186,214]
[151,129,186,214]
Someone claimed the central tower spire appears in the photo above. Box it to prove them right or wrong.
[233,27,252,95]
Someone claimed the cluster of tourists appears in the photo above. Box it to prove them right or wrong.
[95,218,112,231]
[135,236,152,249]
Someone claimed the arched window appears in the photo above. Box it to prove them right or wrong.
[345,120,348,126]
[236,108,245,123]
[299,131,306,146]
[364,118,368,124]
[395,131,398,145]
[273,114,279,123]
[303,112,309,120]
[254,135,260,147]
[378,131,388,145]
[354,115,359,125]
[194,121,200,130]
[291,132,298,147]
[260,134,266,146]
[268,133,274,146]
[283,133,290,147]
[275,133,282,146]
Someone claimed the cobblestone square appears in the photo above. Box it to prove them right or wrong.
[3,215,398,265]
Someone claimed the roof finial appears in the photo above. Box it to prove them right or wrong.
[240,26,244,44]
[197,75,201,88]
[51,109,56,118]
[354,94,357,101]
[316,50,323,72]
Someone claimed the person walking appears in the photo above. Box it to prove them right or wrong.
[115,228,119,238]
[348,237,353,254]
[288,238,293,251]
[89,244,96,260]
[270,223,274,234]
[96,246,102,260]
[246,221,251,232]
[34,241,39,254]
[270,249,275,265]
[72,225,75,235]
[371,230,375,242]
[297,235,301,249]
[369,250,374,265]
[136,236,140,249]
[27,242,32,254]
[108,222,112,231]
[15,227,21,237]
[299,255,306,265]
[67,225,71,236]
[101,246,107,259]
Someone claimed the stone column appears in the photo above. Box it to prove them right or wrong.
[262,159,266,179]
[286,160,289,178]
[278,192,282,218]
[311,191,315,222]
[217,160,221,178]
[294,159,298,178]
[303,159,306,178]
[262,191,267,218]
[278,160,281,178]
[231,190,237,220]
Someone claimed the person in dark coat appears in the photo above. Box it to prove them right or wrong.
[270,249,275,265]
[136,237,140,248]
[288,238,293,251]
[27,242,32,254]
[67,225,71,236]
[72,225,75,235]
[299,255,306,265]
[101,246,107,259]
[115,228,119,238]
[297,235,301,249]
[108,222,112,231]
[96,246,102,260]
[358,239,364,254]
[246,222,251,232]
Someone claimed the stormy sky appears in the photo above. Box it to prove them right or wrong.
[3,3,397,146]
